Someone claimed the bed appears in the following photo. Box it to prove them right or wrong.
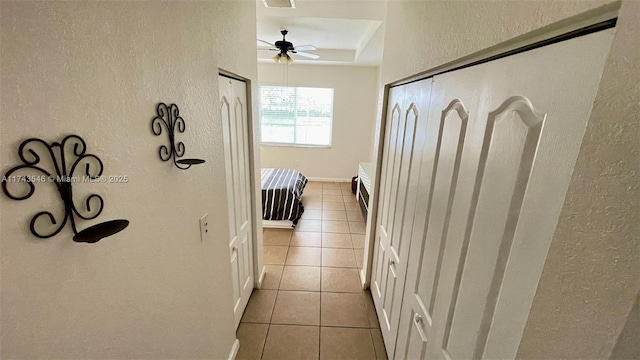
[261,168,308,228]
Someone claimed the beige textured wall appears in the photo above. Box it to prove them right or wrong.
[518,2,640,357]
[376,0,638,358]
[610,293,640,360]
[258,63,379,180]
[0,1,257,358]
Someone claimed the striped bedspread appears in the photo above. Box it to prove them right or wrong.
[261,168,308,224]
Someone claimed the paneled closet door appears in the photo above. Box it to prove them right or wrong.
[394,28,614,359]
[371,79,433,359]
[219,75,254,329]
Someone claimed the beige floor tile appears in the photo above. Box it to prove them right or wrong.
[323,202,345,211]
[349,221,366,234]
[304,200,323,210]
[341,187,355,195]
[263,229,292,246]
[262,324,319,360]
[323,195,344,203]
[291,232,322,247]
[303,194,323,203]
[321,292,370,328]
[322,248,357,268]
[371,328,388,360]
[322,233,353,248]
[261,265,284,290]
[301,209,322,220]
[322,220,350,234]
[344,202,360,212]
[241,289,277,323]
[322,189,342,196]
[296,219,322,232]
[364,290,380,328]
[306,181,322,189]
[355,249,365,269]
[321,267,362,293]
[286,247,322,266]
[236,323,269,360]
[322,210,347,221]
[322,182,341,189]
[271,291,320,325]
[351,234,365,249]
[343,195,358,203]
[303,188,323,196]
[346,210,364,222]
[279,266,321,291]
[264,246,289,265]
[320,327,375,360]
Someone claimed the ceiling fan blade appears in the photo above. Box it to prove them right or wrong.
[257,39,276,47]
[293,45,317,51]
[293,51,320,59]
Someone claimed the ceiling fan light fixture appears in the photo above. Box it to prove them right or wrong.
[272,54,281,63]
[285,54,293,64]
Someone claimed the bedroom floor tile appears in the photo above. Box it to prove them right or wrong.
[295,219,322,232]
[306,181,323,189]
[343,195,358,203]
[286,247,322,266]
[279,266,321,291]
[241,289,277,324]
[322,210,347,221]
[262,325,319,360]
[321,267,362,293]
[323,195,344,203]
[236,323,269,360]
[322,202,345,211]
[322,220,350,234]
[347,211,364,222]
[301,209,322,220]
[322,248,357,268]
[351,234,365,249]
[271,291,320,325]
[341,188,355,195]
[322,182,341,189]
[262,265,284,290]
[349,221,366,234]
[263,229,293,246]
[344,202,360,212]
[320,327,376,360]
[321,292,370,328]
[264,246,289,265]
[303,189,323,196]
[322,233,353,248]
[290,232,322,247]
[322,189,342,196]
[304,200,323,210]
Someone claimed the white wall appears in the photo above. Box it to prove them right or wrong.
[258,63,378,180]
[0,1,258,358]
[369,0,639,358]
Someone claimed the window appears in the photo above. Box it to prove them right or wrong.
[259,86,334,146]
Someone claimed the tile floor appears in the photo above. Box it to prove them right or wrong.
[236,181,387,360]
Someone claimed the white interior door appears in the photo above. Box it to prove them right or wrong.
[370,29,614,359]
[219,75,254,329]
[370,79,433,359]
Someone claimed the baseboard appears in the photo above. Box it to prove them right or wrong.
[257,266,266,289]
[306,177,351,182]
[263,220,294,229]
[228,339,240,360]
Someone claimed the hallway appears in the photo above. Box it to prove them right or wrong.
[236,181,387,360]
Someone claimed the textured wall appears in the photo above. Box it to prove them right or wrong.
[258,63,379,180]
[517,1,640,357]
[0,1,257,358]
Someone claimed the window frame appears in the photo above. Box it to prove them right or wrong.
[258,83,335,148]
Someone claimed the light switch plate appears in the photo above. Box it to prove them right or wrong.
[199,213,209,242]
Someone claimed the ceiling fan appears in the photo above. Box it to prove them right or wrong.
[258,29,319,64]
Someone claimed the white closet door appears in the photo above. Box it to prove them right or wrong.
[393,28,613,359]
[371,79,433,359]
[219,75,254,329]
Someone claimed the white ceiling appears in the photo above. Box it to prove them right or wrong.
[256,0,386,66]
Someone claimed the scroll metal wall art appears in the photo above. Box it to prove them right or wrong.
[1,135,129,243]
[151,103,205,170]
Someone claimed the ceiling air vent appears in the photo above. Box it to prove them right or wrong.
[262,0,295,8]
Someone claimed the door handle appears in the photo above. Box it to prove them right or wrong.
[413,312,428,343]
[232,246,238,252]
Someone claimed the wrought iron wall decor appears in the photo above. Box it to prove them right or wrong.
[1,135,129,243]
[151,103,205,170]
